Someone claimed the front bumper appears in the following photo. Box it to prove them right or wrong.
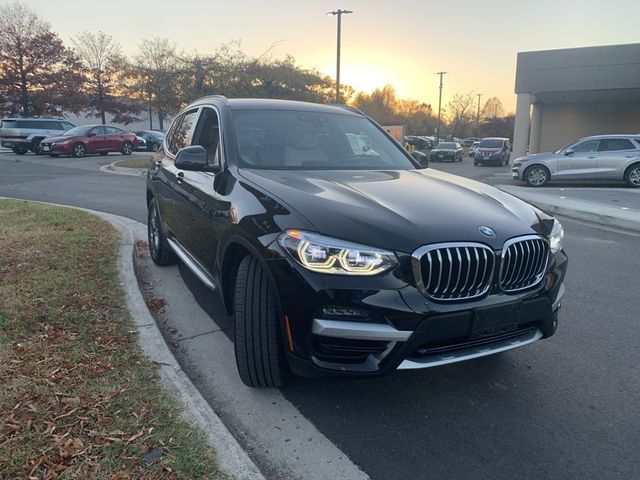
[267,247,568,378]
[41,142,73,155]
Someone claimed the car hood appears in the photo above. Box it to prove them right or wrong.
[515,152,558,163]
[42,135,78,143]
[239,168,552,253]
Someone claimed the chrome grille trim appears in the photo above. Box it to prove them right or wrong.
[412,242,495,301]
[499,235,549,293]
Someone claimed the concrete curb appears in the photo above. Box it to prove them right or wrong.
[99,160,148,176]
[0,197,265,480]
[497,185,640,234]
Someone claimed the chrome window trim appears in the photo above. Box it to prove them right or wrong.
[411,242,496,302]
[498,234,549,293]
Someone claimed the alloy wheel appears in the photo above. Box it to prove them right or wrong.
[149,205,161,256]
[527,167,547,186]
[629,167,640,186]
[73,144,85,157]
[123,142,133,155]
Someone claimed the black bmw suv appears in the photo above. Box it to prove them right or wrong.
[146,97,567,388]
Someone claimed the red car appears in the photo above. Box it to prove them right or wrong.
[40,125,138,158]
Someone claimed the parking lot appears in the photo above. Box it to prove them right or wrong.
[1,150,639,479]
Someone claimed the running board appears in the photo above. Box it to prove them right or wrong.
[166,237,216,291]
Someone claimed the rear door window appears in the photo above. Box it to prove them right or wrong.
[597,138,635,152]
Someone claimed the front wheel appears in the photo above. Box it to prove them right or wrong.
[624,164,640,188]
[32,140,44,155]
[122,141,133,155]
[524,165,549,187]
[234,255,288,388]
[72,143,86,158]
[148,200,177,266]
[12,147,27,155]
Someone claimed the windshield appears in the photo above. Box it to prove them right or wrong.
[233,110,415,170]
[436,142,456,150]
[479,139,504,148]
[63,126,92,136]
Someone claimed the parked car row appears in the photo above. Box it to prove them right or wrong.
[0,117,166,157]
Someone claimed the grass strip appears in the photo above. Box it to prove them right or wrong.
[0,199,221,479]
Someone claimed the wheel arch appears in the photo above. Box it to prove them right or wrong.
[219,235,276,316]
[523,163,550,181]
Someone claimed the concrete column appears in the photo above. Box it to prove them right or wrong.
[512,93,532,159]
[529,101,543,154]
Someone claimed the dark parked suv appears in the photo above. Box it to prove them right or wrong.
[146,97,568,388]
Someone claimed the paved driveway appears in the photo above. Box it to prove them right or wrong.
[2,150,639,479]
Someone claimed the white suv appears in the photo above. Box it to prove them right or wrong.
[0,118,75,155]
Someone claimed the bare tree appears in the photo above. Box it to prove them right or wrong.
[72,31,137,124]
[446,93,475,137]
[0,2,82,116]
[481,96,505,119]
[134,37,182,130]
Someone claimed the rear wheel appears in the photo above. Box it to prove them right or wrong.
[72,143,86,158]
[147,200,177,266]
[12,146,27,155]
[624,164,640,188]
[234,255,288,388]
[524,165,549,187]
[122,141,133,155]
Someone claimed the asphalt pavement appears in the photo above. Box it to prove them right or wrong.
[1,151,638,479]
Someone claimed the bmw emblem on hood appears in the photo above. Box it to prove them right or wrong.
[479,225,496,237]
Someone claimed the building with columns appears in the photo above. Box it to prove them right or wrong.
[512,43,640,160]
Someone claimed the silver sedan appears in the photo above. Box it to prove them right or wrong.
[512,134,640,188]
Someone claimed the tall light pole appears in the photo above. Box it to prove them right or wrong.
[475,93,483,138]
[435,71,447,144]
[328,9,353,103]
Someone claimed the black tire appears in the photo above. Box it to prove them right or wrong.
[150,142,160,152]
[147,200,177,266]
[72,143,86,158]
[12,147,27,155]
[234,255,288,388]
[624,164,640,188]
[32,140,44,155]
[474,161,479,166]
[122,141,133,155]
[524,165,549,187]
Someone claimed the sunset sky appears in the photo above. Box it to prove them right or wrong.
[20,0,640,111]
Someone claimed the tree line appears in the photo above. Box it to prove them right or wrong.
[0,1,513,139]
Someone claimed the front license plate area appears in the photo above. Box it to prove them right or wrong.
[471,303,521,339]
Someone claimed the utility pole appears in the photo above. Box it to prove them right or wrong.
[435,71,447,144]
[328,9,353,103]
[475,93,483,139]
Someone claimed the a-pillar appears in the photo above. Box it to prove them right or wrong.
[529,101,543,154]
[512,93,532,160]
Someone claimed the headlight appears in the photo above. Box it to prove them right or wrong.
[549,219,564,254]
[278,230,397,275]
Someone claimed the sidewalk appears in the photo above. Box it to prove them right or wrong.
[498,185,640,233]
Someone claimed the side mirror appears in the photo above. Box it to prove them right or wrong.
[564,149,574,156]
[175,145,220,173]
[87,132,96,137]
